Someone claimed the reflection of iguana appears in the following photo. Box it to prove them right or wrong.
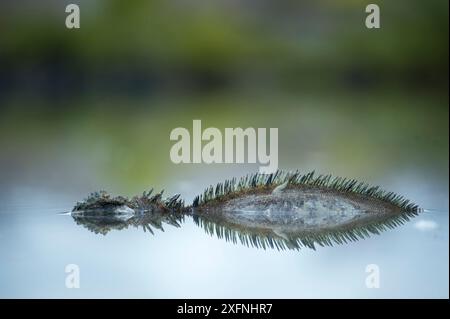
[72,171,421,250]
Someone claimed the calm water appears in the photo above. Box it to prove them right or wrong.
[0,169,448,298]
[0,93,448,298]
[0,0,447,299]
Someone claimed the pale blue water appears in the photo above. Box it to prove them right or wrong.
[0,170,448,298]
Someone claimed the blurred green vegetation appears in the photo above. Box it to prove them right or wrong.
[0,0,447,193]
[0,90,447,194]
[0,0,448,97]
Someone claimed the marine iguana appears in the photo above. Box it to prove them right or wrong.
[71,170,421,250]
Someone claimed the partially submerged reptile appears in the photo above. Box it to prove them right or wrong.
[71,171,421,250]
[71,190,185,235]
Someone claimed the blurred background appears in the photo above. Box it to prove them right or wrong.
[0,0,448,298]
